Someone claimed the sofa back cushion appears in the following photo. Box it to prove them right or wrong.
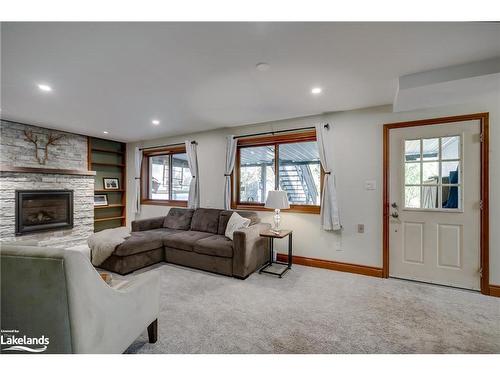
[218,210,260,235]
[163,208,195,230]
[190,208,222,234]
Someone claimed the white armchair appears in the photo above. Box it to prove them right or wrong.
[0,243,160,353]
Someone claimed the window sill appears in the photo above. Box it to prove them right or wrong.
[141,199,188,207]
[232,203,320,214]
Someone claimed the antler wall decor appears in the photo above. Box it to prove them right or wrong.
[23,130,65,165]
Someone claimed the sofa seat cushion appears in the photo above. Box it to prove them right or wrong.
[190,208,222,234]
[163,231,213,252]
[193,235,234,258]
[146,228,183,238]
[114,231,164,256]
[163,208,195,230]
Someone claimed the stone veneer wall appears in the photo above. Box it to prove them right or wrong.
[1,120,88,169]
[0,120,94,247]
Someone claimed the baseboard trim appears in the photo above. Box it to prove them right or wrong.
[276,254,383,278]
[489,284,500,297]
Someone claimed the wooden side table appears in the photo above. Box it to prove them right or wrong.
[259,229,293,278]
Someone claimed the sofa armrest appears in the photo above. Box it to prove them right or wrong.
[232,222,271,278]
[131,216,165,232]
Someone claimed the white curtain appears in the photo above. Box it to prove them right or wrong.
[224,135,237,209]
[185,141,200,209]
[422,185,438,208]
[315,122,341,231]
[134,146,143,217]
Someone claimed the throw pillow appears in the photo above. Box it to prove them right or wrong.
[224,212,251,240]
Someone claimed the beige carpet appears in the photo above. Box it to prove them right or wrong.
[122,263,500,354]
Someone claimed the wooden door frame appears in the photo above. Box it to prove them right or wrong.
[383,113,490,295]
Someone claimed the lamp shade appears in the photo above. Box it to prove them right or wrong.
[265,190,290,209]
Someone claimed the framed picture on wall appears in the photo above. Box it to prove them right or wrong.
[94,194,108,206]
[103,177,120,190]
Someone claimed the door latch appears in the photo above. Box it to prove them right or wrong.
[391,202,399,218]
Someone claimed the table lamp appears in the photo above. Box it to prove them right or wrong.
[265,190,290,233]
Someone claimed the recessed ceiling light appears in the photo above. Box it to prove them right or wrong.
[103,131,109,134]
[37,84,52,92]
[311,87,322,95]
[152,119,160,126]
[256,63,270,72]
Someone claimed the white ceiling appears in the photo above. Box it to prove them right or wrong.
[1,22,500,142]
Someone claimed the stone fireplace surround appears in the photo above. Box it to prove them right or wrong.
[0,120,95,247]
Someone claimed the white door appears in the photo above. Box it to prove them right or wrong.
[389,120,481,290]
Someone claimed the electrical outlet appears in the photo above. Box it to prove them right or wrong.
[357,224,365,233]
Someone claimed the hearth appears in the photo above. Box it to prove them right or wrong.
[15,190,73,235]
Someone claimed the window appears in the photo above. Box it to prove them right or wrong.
[233,130,322,213]
[141,146,191,206]
[404,135,461,210]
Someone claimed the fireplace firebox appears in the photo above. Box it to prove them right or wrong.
[15,190,74,235]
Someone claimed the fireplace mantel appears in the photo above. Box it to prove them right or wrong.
[0,165,96,176]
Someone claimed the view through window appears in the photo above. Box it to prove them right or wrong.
[237,132,321,210]
[146,151,191,202]
[404,135,461,210]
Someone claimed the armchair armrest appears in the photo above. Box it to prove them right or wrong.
[62,249,161,353]
[131,216,165,232]
[232,222,271,278]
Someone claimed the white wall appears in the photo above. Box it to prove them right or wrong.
[126,92,500,284]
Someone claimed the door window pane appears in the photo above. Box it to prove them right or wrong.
[405,163,420,184]
[278,141,320,205]
[405,186,421,208]
[442,185,460,209]
[240,146,275,203]
[403,135,461,210]
[422,138,439,161]
[442,136,460,160]
[405,140,420,161]
[150,155,170,199]
[422,185,438,208]
[172,153,192,200]
[422,162,439,184]
[441,161,460,184]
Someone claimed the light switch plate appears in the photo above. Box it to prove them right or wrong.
[365,180,376,190]
[357,224,365,233]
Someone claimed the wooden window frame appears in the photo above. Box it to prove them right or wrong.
[140,145,188,207]
[231,129,322,214]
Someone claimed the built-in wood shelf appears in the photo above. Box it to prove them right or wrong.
[94,216,126,223]
[91,162,125,167]
[91,147,124,155]
[89,136,127,232]
[0,165,96,176]
[94,204,125,209]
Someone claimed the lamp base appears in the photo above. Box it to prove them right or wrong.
[272,209,281,231]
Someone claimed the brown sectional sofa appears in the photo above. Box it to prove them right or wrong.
[99,208,270,278]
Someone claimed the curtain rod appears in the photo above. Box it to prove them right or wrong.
[233,124,329,139]
[139,140,197,151]
[139,124,329,149]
